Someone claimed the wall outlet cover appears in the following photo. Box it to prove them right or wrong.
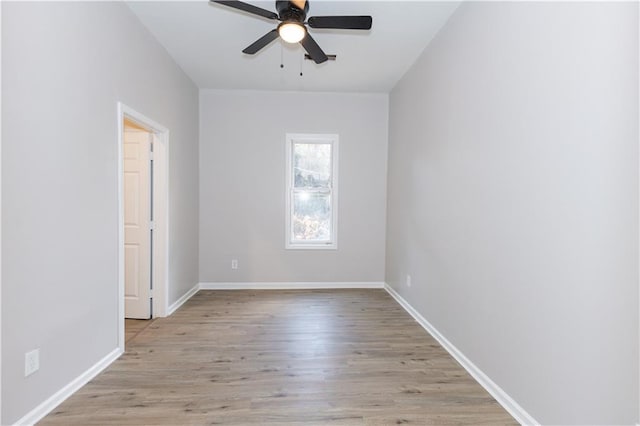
[25,348,40,377]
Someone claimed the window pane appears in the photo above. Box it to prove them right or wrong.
[293,143,331,188]
[292,191,331,242]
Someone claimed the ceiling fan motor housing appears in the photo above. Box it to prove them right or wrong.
[276,0,308,22]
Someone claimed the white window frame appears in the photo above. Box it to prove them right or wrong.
[285,133,339,250]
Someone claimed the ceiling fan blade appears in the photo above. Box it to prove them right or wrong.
[308,16,372,30]
[300,33,328,64]
[211,0,278,20]
[242,29,280,54]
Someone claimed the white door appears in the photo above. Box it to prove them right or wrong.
[124,129,152,319]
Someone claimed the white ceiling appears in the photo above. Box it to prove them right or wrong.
[127,1,460,93]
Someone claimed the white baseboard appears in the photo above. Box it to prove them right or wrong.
[14,347,122,426]
[199,281,385,290]
[167,282,200,316]
[383,284,539,426]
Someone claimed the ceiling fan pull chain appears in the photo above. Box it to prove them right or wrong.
[280,43,284,69]
[299,53,304,77]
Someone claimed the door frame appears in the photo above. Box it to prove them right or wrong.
[117,102,169,351]
[0,4,4,420]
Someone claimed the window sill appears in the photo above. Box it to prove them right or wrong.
[286,243,337,250]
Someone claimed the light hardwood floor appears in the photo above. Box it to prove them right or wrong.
[40,290,516,425]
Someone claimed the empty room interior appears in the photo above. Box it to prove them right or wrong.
[1,1,639,425]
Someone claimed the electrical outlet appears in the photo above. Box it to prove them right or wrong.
[231,259,238,270]
[25,349,40,377]
[406,275,412,287]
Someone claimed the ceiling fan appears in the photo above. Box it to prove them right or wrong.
[211,0,372,64]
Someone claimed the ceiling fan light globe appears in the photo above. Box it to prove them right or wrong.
[278,22,306,43]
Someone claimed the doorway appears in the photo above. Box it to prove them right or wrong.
[117,103,169,351]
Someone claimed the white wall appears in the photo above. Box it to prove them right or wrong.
[1,2,199,423]
[386,2,638,424]
[200,90,387,283]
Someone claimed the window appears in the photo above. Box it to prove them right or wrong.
[285,134,338,249]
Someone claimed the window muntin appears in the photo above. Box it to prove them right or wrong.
[286,134,338,249]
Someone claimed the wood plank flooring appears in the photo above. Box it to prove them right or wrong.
[40,290,516,425]
[125,319,154,345]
